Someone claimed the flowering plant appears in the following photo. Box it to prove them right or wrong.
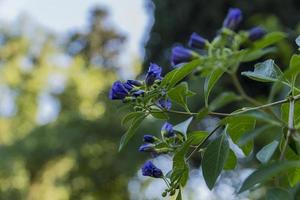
[110,8,300,199]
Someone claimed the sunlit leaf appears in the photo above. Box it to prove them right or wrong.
[256,140,279,164]
[167,82,195,110]
[253,32,286,49]
[173,117,193,139]
[224,149,237,170]
[242,59,285,83]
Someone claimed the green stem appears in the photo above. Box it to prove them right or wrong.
[280,97,295,161]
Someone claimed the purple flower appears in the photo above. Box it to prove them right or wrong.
[109,81,130,100]
[139,143,156,152]
[223,8,242,30]
[145,63,162,86]
[157,98,172,110]
[188,32,207,49]
[161,122,174,137]
[142,161,163,178]
[143,135,156,143]
[132,90,145,97]
[249,27,266,41]
[171,46,194,66]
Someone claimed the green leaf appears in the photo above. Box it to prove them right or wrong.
[223,115,256,143]
[204,68,225,106]
[202,132,229,190]
[121,112,144,126]
[162,59,201,89]
[239,161,300,193]
[266,188,293,200]
[240,47,276,63]
[119,114,147,151]
[196,107,209,121]
[187,131,208,145]
[285,54,300,79]
[224,150,237,170]
[167,82,195,110]
[296,35,300,47]
[209,92,241,111]
[150,110,169,120]
[256,140,279,164]
[242,59,284,83]
[253,32,286,49]
[173,117,193,139]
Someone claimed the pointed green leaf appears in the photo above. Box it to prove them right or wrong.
[222,115,256,143]
[204,68,225,106]
[224,150,237,170]
[121,112,144,126]
[239,161,300,193]
[209,92,241,111]
[119,114,147,151]
[167,82,194,110]
[253,32,286,49]
[173,117,193,139]
[266,188,293,200]
[196,107,209,120]
[285,54,300,79]
[202,133,229,190]
[256,140,279,164]
[162,59,201,88]
[242,59,284,83]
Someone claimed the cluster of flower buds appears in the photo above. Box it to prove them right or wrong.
[109,63,172,111]
[169,8,266,67]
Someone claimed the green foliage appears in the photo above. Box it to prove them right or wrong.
[266,188,293,200]
[114,14,300,198]
[202,132,229,189]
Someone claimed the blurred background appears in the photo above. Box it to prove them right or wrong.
[0,0,300,199]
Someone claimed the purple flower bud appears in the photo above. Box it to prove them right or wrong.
[171,46,194,66]
[188,32,207,49]
[127,80,142,87]
[223,8,242,30]
[139,143,156,152]
[143,135,156,143]
[157,98,172,110]
[142,161,163,178]
[161,122,174,137]
[249,27,266,41]
[109,81,129,100]
[145,63,162,86]
[132,90,145,97]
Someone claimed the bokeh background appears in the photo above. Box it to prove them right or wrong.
[0,0,300,199]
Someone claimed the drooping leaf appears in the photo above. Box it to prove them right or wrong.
[209,92,241,111]
[239,161,300,193]
[252,32,286,49]
[173,117,193,139]
[242,59,285,83]
[167,82,195,110]
[187,131,208,145]
[222,115,256,143]
[162,59,201,89]
[266,188,293,200]
[202,132,229,190]
[121,111,144,126]
[119,114,147,151]
[224,149,237,170]
[204,68,225,106]
[256,140,279,164]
